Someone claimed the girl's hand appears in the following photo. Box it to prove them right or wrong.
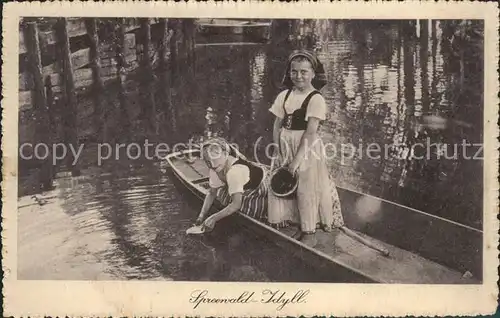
[288,161,299,176]
[271,154,281,171]
[273,146,280,160]
[195,216,205,226]
[203,215,217,231]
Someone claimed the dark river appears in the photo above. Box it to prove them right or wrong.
[18,19,483,281]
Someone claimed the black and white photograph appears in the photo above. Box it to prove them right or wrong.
[3,2,499,317]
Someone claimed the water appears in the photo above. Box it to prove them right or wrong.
[19,159,346,281]
[18,20,483,281]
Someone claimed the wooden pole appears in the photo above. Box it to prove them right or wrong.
[340,227,390,257]
[44,76,56,140]
[56,18,80,176]
[184,19,196,63]
[140,18,153,73]
[158,19,177,136]
[157,18,169,135]
[420,19,430,113]
[179,20,186,62]
[158,18,169,72]
[85,18,105,142]
[169,19,179,81]
[44,76,59,180]
[25,21,54,189]
[25,22,47,111]
[140,18,156,122]
[403,21,415,116]
[430,20,438,108]
[189,19,197,68]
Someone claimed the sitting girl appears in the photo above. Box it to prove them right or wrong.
[194,137,268,231]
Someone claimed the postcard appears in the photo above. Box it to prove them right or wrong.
[2,1,499,316]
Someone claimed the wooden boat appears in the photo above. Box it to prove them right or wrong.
[196,19,271,42]
[165,147,482,284]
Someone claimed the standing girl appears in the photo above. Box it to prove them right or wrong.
[267,50,344,247]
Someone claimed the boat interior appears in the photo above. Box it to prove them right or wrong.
[166,149,481,284]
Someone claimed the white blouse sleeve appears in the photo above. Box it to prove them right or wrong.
[208,169,224,189]
[305,94,327,121]
[226,165,250,195]
[268,90,288,119]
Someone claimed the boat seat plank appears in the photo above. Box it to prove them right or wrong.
[193,177,210,184]
[169,157,205,181]
[189,158,211,177]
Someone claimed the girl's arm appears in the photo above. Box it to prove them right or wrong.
[289,117,321,173]
[207,193,243,223]
[273,116,283,148]
[202,164,248,229]
[195,187,218,224]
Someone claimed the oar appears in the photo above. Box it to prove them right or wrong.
[339,226,390,257]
